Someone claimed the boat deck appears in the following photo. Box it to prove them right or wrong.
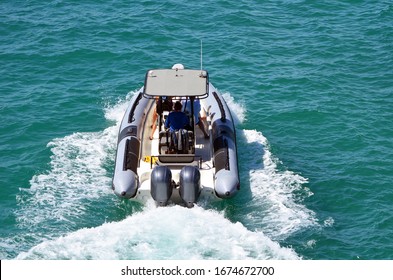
[134,104,216,204]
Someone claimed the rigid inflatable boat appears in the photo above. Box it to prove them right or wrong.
[112,64,239,207]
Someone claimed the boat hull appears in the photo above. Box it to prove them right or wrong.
[112,76,239,207]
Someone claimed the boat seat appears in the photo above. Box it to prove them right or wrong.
[159,129,194,154]
[158,154,196,164]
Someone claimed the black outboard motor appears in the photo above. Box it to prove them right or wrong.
[151,166,172,206]
[179,166,201,208]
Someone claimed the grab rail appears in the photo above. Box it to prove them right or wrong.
[128,92,143,123]
[212,91,226,122]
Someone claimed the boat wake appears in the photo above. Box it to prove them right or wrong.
[8,90,317,260]
[16,204,298,260]
[238,129,317,240]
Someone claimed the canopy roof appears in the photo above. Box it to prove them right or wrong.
[143,69,209,97]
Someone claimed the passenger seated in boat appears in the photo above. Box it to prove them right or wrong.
[149,96,173,140]
[182,99,209,139]
[165,101,188,132]
[164,101,190,153]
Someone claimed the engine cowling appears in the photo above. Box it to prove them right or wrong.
[151,166,173,206]
[179,166,201,208]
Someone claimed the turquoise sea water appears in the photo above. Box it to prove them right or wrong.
[1,0,392,260]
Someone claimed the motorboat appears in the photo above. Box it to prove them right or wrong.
[112,64,240,207]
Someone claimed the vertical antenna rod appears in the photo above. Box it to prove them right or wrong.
[200,39,203,71]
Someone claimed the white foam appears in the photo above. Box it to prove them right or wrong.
[104,90,135,123]
[16,205,299,260]
[323,217,335,227]
[14,92,140,234]
[239,129,318,240]
[16,129,113,226]
[306,239,317,249]
[222,91,246,124]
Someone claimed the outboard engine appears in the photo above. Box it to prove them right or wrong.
[179,166,201,208]
[151,166,173,206]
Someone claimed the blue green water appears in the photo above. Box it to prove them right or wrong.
[1,0,392,260]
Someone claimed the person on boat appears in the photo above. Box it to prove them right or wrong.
[149,96,173,140]
[182,98,209,138]
[164,101,190,153]
[165,101,188,132]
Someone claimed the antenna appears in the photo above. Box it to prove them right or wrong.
[200,39,203,71]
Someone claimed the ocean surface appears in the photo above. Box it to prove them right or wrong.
[1,0,392,260]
